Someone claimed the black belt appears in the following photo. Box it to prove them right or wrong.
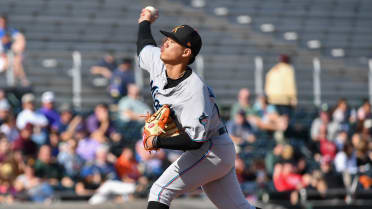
[218,127,227,136]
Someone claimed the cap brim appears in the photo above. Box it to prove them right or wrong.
[160,30,186,48]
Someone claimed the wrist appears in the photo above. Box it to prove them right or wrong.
[152,136,159,148]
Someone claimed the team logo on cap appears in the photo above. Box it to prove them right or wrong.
[172,25,184,33]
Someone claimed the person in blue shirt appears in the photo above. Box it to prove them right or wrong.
[109,58,135,103]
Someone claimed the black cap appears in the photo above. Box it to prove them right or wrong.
[160,25,202,64]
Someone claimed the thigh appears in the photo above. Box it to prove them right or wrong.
[149,142,232,205]
[203,168,255,209]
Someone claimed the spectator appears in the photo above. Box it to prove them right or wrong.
[14,163,54,203]
[109,58,135,103]
[0,89,10,126]
[90,53,117,87]
[12,123,37,159]
[76,146,116,196]
[311,108,331,141]
[16,93,48,130]
[0,111,18,142]
[0,15,29,86]
[357,99,371,121]
[88,147,140,204]
[249,95,288,132]
[226,110,255,153]
[34,145,73,189]
[117,84,151,124]
[329,98,351,139]
[117,84,151,140]
[229,88,255,121]
[265,54,297,117]
[86,103,115,137]
[334,142,357,175]
[76,131,103,162]
[265,143,284,176]
[135,139,167,180]
[38,91,60,130]
[57,139,84,180]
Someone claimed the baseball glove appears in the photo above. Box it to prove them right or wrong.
[142,105,180,151]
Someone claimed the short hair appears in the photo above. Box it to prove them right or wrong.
[121,57,132,65]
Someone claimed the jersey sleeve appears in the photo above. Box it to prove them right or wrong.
[180,87,213,142]
[138,45,163,76]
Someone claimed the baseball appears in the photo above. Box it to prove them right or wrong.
[145,6,158,16]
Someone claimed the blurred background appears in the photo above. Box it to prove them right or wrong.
[0,0,372,208]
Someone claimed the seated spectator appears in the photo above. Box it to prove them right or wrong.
[311,108,331,141]
[76,131,103,162]
[14,163,54,203]
[76,146,116,196]
[135,139,167,180]
[88,147,140,204]
[329,98,352,139]
[34,145,73,189]
[226,110,255,153]
[0,112,19,142]
[117,84,151,124]
[334,142,357,175]
[90,53,117,87]
[0,97,10,126]
[229,88,255,121]
[319,159,344,189]
[38,91,60,130]
[357,99,371,121]
[16,93,48,130]
[117,84,151,140]
[12,123,37,159]
[249,95,288,133]
[265,143,284,176]
[57,139,84,180]
[86,103,115,137]
[109,58,135,103]
[0,15,29,86]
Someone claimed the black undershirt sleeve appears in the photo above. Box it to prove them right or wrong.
[137,21,157,55]
[155,132,203,150]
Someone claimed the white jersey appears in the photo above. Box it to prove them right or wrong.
[139,45,224,142]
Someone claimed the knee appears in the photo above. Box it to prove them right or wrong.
[148,183,174,206]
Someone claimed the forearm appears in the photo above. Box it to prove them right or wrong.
[154,132,203,150]
[137,21,156,55]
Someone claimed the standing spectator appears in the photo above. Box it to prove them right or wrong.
[0,15,29,86]
[265,54,297,117]
[109,58,135,103]
[16,93,48,130]
[38,91,60,130]
[229,88,255,121]
[90,53,117,87]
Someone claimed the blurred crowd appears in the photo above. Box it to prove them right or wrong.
[1,44,371,207]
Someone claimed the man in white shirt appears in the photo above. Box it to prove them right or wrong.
[16,93,48,130]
